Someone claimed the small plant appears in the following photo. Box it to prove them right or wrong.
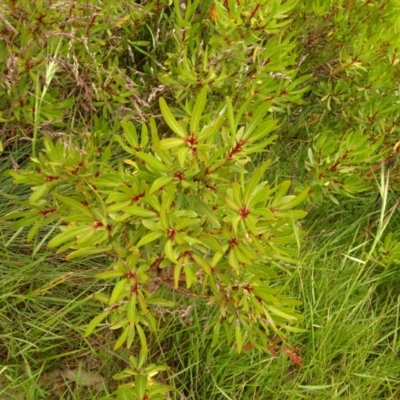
[5,87,308,398]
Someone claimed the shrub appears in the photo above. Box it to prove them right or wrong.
[5,87,308,398]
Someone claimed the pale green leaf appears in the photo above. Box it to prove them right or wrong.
[159,97,187,138]
[85,310,111,337]
[136,231,163,247]
[149,176,173,194]
[158,138,185,150]
[190,86,208,135]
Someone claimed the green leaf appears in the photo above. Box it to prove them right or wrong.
[149,176,173,194]
[127,321,136,349]
[270,180,292,205]
[110,279,129,305]
[75,229,109,248]
[184,264,197,288]
[177,147,190,168]
[159,97,187,138]
[116,386,135,400]
[245,135,278,154]
[27,219,43,242]
[244,160,271,202]
[85,310,111,337]
[136,231,163,247]
[198,113,223,141]
[265,305,300,321]
[275,187,310,210]
[281,325,307,333]
[121,120,139,149]
[127,295,137,325]
[135,152,170,173]
[146,297,175,307]
[251,208,275,219]
[235,324,243,353]
[228,249,240,273]
[158,138,185,150]
[243,101,272,140]
[114,135,136,155]
[247,119,278,143]
[192,253,211,274]
[95,270,125,279]
[190,86,208,135]
[48,226,93,248]
[252,287,275,303]
[274,210,308,219]
[11,213,41,230]
[135,374,148,400]
[226,96,236,136]
[174,259,183,288]
[66,246,112,260]
[234,246,252,265]
[124,206,157,217]
[136,324,148,368]
[141,219,162,231]
[164,240,177,263]
[144,194,161,213]
[29,183,50,203]
[107,201,132,213]
[231,182,243,205]
[196,200,221,228]
[225,196,240,211]
[211,321,221,347]
[53,194,93,219]
[141,121,149,148]
[198,235,224,253]
[89,185,108,219]
[114,325,129,350]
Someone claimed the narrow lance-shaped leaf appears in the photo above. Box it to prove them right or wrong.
[114,325,129,350]
[243,101,272,140]
[95,270,125,279]
[29,183,51,203]
[158,138,185,150]
[159,97,187,138]
[127,295,137,325]
[136,231,163,248]
[123,206,157,217]
[235,323,243,353]
[109,278,129,305]
[265,305,300,321]
[136,324,148,368]
[48,225,93,248]
[135,374,148,400]
[275,187,310,210]
[149,176,173,194]
[53,194,93,219]
[66,246,112,260]
[135,152,170,173]
[244,159,271,202]
[121,120,139,149]
[247,119,278,143]
[190,86,208,135]
[141,121,149,148]
[85,310,111,337]
[165,240,177,263]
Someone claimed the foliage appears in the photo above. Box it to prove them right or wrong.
[158,0,310,108]
[288,0,400,203]
[2,0,400,398]
[5,87,308,398]
[0,0,172,155]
